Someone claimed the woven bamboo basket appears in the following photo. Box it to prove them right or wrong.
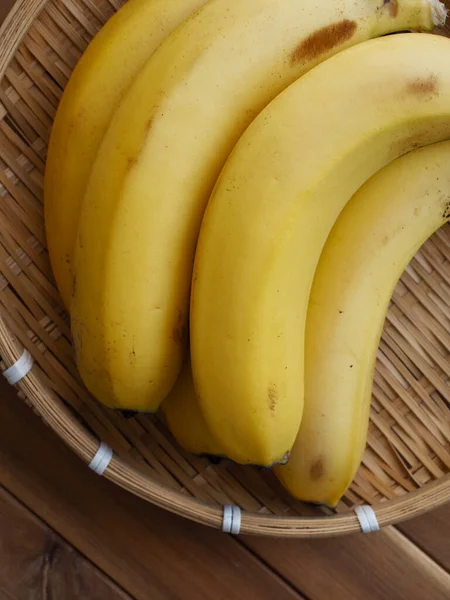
[0,0,449,538]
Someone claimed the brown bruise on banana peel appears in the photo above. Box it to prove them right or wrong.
[126,155,138,171]
[291,20,357,65]
[145,118,153,133]
[310,456,325,481]
[392,128,436,157]
[384,0,399,18]
[172,311,188,346]
[406,74,439,98]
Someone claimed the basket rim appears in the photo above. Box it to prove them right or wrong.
[1,0,449,538]
[1,315,450,537]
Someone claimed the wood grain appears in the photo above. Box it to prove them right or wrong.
[0,378,303,600]
[399,505,450,572]
[243,526,450,600]
[0,484,131,600]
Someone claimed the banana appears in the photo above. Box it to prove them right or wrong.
[275,141,450,506]
[165,142,450,467]
[72,0,444,412]
[162,359,224,457]
[45,0,208,308]
[191,33,450,466]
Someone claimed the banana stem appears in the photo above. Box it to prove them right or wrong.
[377,0,448,34]
[431,0,448,26]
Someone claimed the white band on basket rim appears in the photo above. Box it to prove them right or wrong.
[3,350,34,385]
[355,505,380,533]
[89,442,113,476]
[222,505,241,535]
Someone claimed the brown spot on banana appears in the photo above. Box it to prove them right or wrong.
[384,0,399,18]
[126,156,138,171]
[406,74,439,98]
[290,20,357,65]
[172,311,188,346]
[444,200,450,219]
[391,131,433,157]
[268,384,278,412]
[310,457,325,481]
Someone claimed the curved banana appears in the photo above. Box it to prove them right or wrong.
[191,33,450,466]
[45,0,208,308]
[162,359,223,457]
[163,141,450,467]
[72,0,443,412]
[275,141,450,506]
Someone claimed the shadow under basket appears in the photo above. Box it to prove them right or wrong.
[0,0,449,538]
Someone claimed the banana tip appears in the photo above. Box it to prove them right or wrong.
[254,451,291,470]
[274,451,291,467]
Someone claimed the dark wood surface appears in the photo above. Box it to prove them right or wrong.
[397,504,450,572]
[243,525,450,600]
[0,485,131,600]
[0,0,11,27]
[1,1,450,598]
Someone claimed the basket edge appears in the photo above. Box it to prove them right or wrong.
[1,314,450,537]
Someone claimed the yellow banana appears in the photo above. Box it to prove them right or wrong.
[45,0,208,308]
[162,359,223,457]
[275,141,450,506]
[72,0,443,412]
[191,33,450,466]
[163,141,450,467]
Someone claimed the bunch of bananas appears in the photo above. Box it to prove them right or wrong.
[45,0,450,506]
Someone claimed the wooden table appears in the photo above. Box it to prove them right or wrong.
[1,2,449,598]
